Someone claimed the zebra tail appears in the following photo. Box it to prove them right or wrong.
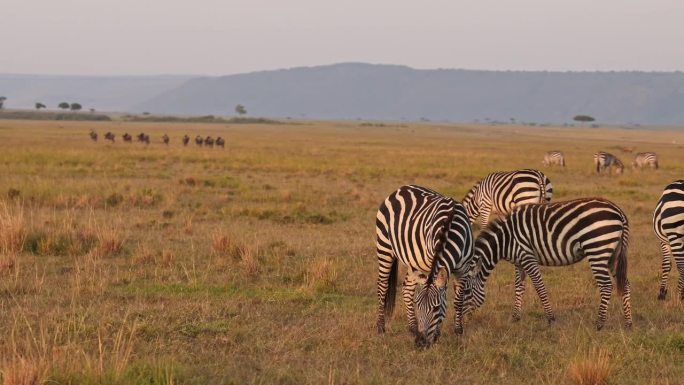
[384,258,398,317]
[615,229,629,295]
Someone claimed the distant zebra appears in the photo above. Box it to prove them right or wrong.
[542,151,565,167]
[462,169,553,228]
[182,135,190,146]
[463,198,632,330]
[216,137,225,148]
[195,135,204,147]
[376,185,474,347]
[633,152,658,170]
[205,136,215,147]
[162,134,170,145]
[89,130,98,142]
[137,133,150,145]
[594,151,624,175]
[123,133,132,143]
[653,180,684,300]
[104,132,115,143]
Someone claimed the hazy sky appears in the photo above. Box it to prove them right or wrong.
[2,0,683,76]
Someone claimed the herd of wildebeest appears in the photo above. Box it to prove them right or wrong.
[88,130,226,148]
[375,149,682,348]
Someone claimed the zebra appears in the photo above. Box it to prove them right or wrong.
[216,137,225,148]
[162,134,170,145]
[376,185,474,347]
[137,133,150,145]
[462,198,632,330]
[195,135,204,147]
[88,130,98,142]
[633,152,658,170]
[205,136,215,147]
[653,180,684,300]
[594,151,624,175]
[122,133,132,143]
[104,132,115,143]
[462,169,553,229]
[182,135,190,146]
[542,151,565,167]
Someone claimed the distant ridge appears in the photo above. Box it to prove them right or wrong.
[133,63,684,124]
[3,64,684,124]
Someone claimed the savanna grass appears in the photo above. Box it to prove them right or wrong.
[0,119,683,384]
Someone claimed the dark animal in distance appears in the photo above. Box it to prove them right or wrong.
[205,136,215,147]
[89,130,98,142]
[104,132,115,143]
[137,133,150,145]
[195,135,204,147]
[123,133,132,143]
[215,137,225,148]
[162,134,170,145]
[182,135,190,146]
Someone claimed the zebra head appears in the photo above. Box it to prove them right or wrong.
[414,268,448,348]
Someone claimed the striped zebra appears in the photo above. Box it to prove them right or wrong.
[594,151,624,175]
[633,152,658,170]
[462,169,553,228]
[653,180,684,300]
[462,198,632,330]
[376,185,474,347]
[542,151,565,167]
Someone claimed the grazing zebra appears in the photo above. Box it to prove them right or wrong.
[653,180,684,300]
[122,133,132,143]
[182,135,190,146]
[633,152,658,170]
[205,136,215,147]
[89,130,98,142]
[376,185,474,347]
[463,198,632,330]
[195,135,204,147]
[137,133,150,145]
[216,137,225,148]
[542,151,565,167]
[594,151,624,175]
[162,134,170,145]
[104,132,115,143]
[462,169,553,228]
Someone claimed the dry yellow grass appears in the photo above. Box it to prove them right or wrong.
[0,118,683,384]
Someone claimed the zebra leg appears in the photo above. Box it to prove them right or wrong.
[673,239,684,299]
[658,241,672,300]
[512,266,526,321]
[588,257,613,330]
[402,272,420,335]
[453,279,465,335]
[620,279,633,328]
[521,260,555,323]
[376,249,396,334]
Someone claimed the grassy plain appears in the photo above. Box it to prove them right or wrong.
[0,119,683,384]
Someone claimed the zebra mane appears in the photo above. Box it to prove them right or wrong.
[425,200,456,286]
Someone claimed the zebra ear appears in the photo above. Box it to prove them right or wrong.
[434,268,448,288]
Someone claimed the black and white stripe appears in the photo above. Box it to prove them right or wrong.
[375,185,474,347]
[594,151,624,174]
[653,180,684,300]
[543,151,566,167]
[462,169,553,228]
[633,152,659,170]
[463,198,632,330]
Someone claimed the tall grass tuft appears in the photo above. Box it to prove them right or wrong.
[568,348,612,385]
[305,258,338,292]
[0,202,26,256]
[1,358,44,385]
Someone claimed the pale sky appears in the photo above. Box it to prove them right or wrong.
[1,0,683,76]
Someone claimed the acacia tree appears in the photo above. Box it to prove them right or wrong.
[70,103,82,111]
[235,104,247,116]
[0,96,6,109]
[35,102,46,110]
[58,102,70,110]
[573,115,595,123]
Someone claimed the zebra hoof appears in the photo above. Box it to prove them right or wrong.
[512,313,521,322]
[625,322,633,329]
[657,289,667,300]
[454,325,463,335]
[377,324,385,334]
[595,322,605,331]
[547,316,556,325]
[408,325,418,336]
